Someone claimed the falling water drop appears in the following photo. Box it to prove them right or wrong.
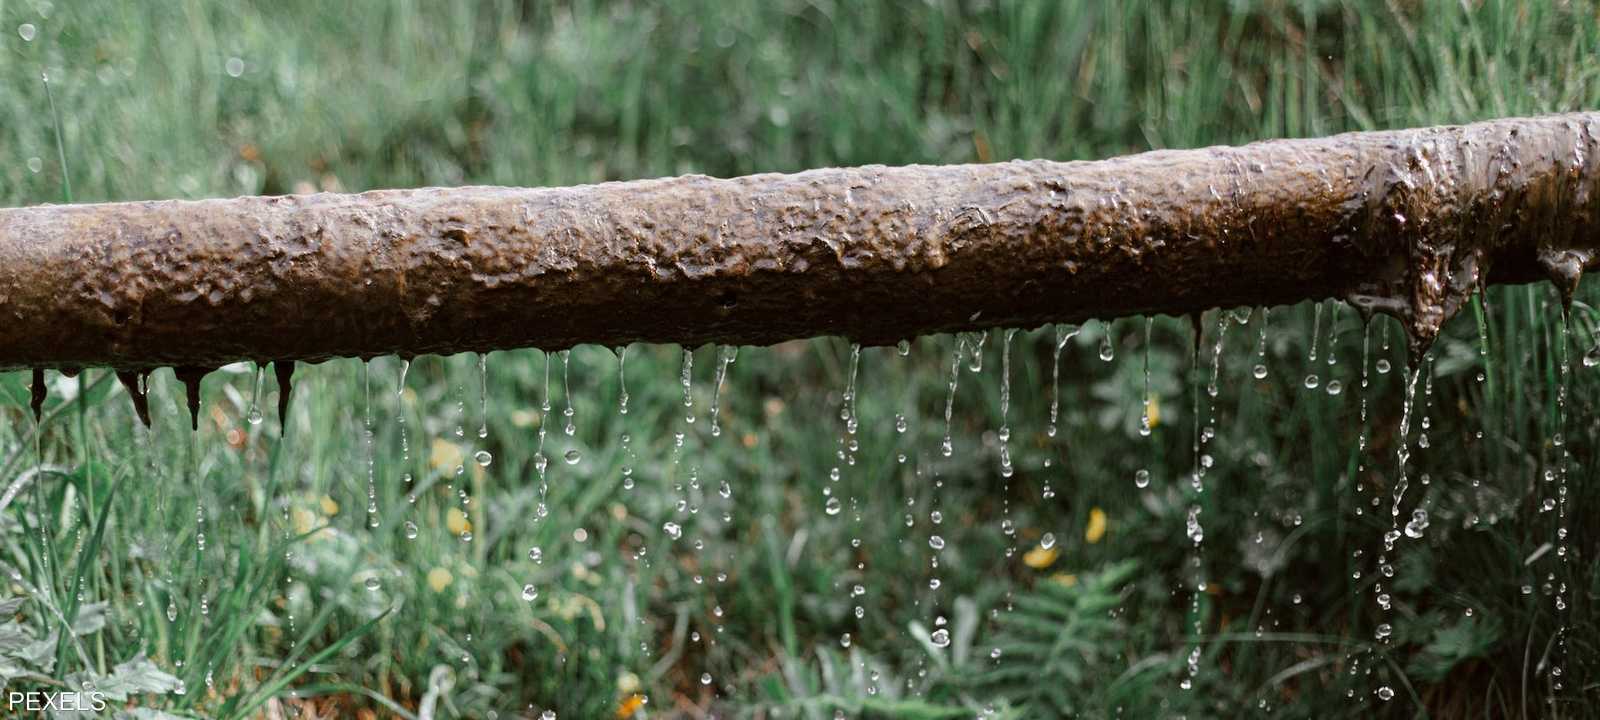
[1098,320,1115,361]
[403,521,418,540]
[564,449,581,465]
[1134,469,1150,488]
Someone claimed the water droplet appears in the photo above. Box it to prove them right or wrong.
[824,497,842,515]
[1404,508,1429,539]
[1376,686,1394,701]
[474,449,492,467]
[18,23,36,42]
[1585,344,1600,368]
[930,628,951,648]
[1304,374,1320,389]
[1134,469,1150,488]
[364,577,381,592]
[522,584,539,601]
[1376,358,1391,374]
[663,522,682,540]
[1325,379,1342,396]
[528,546,543,563]
[1375,623,1392,640]
[225,56,244,78]
[564,449,581,465]
[403,521,418,540]
[929,535,946,550]
[701,672,713,686]
[1039,532,1056,550]
[896,339,911,355]
[1253,363,1268,379]
[541,710,557,720]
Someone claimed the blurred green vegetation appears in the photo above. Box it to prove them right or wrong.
[2,0,1599,717]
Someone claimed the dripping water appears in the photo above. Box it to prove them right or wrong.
[1047,324,1081,438]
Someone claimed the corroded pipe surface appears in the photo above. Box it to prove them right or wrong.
[1,113,1597,377]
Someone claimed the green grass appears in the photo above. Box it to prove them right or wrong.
[1,0,1599,717]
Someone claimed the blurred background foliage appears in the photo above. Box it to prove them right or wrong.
[2,0,1599,717]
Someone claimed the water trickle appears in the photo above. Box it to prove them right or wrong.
[709,345,738,437]
[997,330,1016,478]
[615,346,631,414]
[680,346,696,425]
[477,353,489,439]
[560,349,575,436]
[246,363,265,424]
[1140,317,1154,436]
[397,359,415,503]
[364,362,378,529]
[966,330,988,372]
[941,336,965,457]
[1047,324,1081,437]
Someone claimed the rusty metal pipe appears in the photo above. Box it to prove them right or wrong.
[1,113,1597,381]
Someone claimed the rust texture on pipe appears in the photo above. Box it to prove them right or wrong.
[0,112,1597,378]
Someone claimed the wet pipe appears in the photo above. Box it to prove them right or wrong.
[1,112,1598,425]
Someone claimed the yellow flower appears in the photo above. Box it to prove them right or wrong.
[431,438,463,472]
[615,693,646,719]
[1023,543,1059,569]
[319,495,339,516]
[426,567,452,592]
[446,507,472,536]
[1050,572,1079,588]
[1085,507,1108,544]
